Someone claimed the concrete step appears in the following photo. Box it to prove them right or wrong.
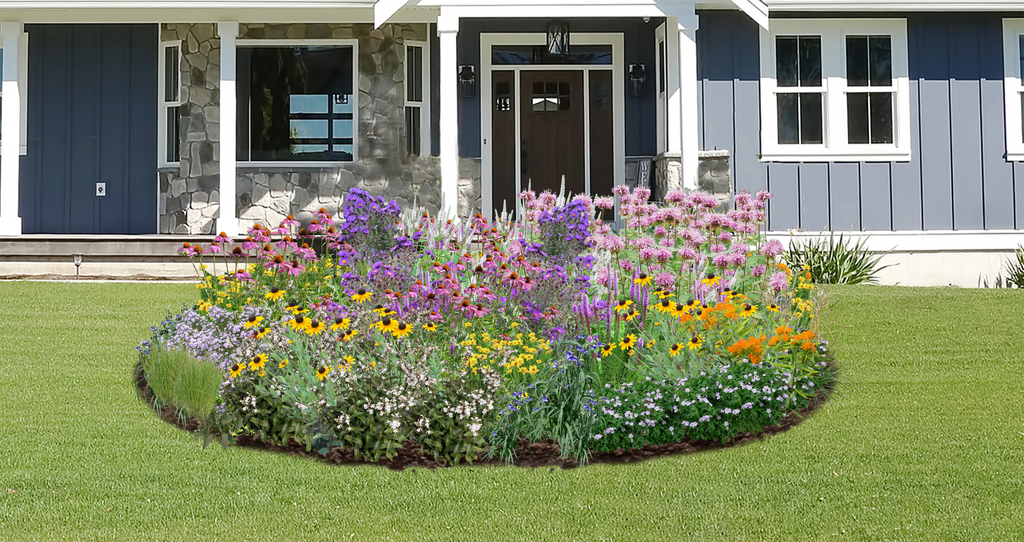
[0,235,210,280]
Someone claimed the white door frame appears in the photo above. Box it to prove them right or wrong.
[479,32,624,220]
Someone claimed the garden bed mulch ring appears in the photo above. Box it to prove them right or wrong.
[136,363,832,471]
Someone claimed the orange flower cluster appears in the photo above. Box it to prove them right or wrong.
[727,335,767,364]
[768,326,816,351]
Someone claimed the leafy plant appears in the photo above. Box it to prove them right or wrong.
[783,233,893,285]
[141,348,221,421]
[1004,245,1024,288]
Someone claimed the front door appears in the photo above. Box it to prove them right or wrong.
[519,70,585,198]
[20,24,158,234]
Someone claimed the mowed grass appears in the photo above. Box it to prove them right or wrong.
[1,282,1022,541]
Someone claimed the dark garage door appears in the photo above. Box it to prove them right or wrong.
[20,24,158,234]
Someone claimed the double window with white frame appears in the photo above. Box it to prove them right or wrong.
[405,41,430,156]
[759,19,911,162]
[1003,19,1024,161]
[158,41,181,166]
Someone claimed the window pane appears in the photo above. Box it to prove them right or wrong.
[847,92,869,144]
[799,37,821,86]
[847,36,869,87]
[331,144,354,158]
[239,46,354,161]
[406,106,420,155]
[776,37,799,87]
[777,93,800,144]
[869,36,892,86]
[164,46,179,102]
[166,106,180,162]
[491,45,611,65]
[1019,35,1024,83]
[407,46,423,102]
[799,93,823,144]
[869,92,893,143]
[658,40,666,93]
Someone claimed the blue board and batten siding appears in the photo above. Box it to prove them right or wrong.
[697,11,1024,232]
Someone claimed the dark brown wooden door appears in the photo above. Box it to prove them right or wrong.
[519,70,585,198]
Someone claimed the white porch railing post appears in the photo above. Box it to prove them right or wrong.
[0,22,23,235]
[216,21,239,236]
[437,10,460,219]
[678,19,699,190]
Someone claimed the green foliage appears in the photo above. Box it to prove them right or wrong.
[141,347,221,421]
[783,233,893,285]
[1004,245,1024,288]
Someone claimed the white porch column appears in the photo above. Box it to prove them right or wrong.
[216,21,239,236]
[0,22,23,236]
[678,19,699,191]
[437,11,460,219]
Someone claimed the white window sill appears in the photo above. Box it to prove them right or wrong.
[1006,152,1024,162]
[759,150,912,163]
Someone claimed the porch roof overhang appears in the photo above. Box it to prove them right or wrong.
[379,0,769,30]
[768,0,1024,11]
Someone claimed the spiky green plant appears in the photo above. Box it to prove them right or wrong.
[783,233,894,285]
[142,348,222,422]
[1004,245,1024,288]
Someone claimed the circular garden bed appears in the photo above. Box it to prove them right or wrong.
[137,186,837,468]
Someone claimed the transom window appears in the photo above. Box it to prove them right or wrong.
[1002,19,1024,161]
[236,43,356,163]
[759,19,910,162]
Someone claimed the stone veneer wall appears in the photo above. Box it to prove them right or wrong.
[157,22,479,235]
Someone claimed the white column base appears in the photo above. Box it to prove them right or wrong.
[437,11,460,220]
[0,216,22,236]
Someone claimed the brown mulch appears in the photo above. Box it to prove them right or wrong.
[135,364,832,471]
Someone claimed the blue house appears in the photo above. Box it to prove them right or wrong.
[0,0,1020,284]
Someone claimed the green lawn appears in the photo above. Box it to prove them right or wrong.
[1,282,1022,541]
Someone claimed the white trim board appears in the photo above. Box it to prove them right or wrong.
[1003,19,1024,162]
[479,32,625,221]
[767,230,1024,253]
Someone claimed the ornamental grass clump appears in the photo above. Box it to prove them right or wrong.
[782,233,893,285]
[140,185,835,465]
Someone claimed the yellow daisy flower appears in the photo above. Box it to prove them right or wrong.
[687,335,703,350]
[258,370,266,377]
[248,353,267,371]
[669,343,682,357]
[702,273,721,287]
[422,322,437,332]
[342,329,359,342]
[377,317,399,334]
[740,303,757,317]
[600,343,615,358]
[652,288,672,299]
[228,363,244,378]
[622,308,639,322]
[278,358,289,369]
[330,316,351,332]
[766,303,780,313]
[305,320,326,336]
[316,365,330,381]
[254,326,269,339]
[656,298,674,314]
[633,273,653,287]
[284,300,306,315]
[392,321,412,339]
[351,288,372,303]
[264,287,285,302]
[243,315,263,329]
[197,301,212,312]
[614,299,633,313]
[620,334,637,351]
[287,315,310,331]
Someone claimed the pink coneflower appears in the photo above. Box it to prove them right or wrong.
[177,243,203,257]
[212,231,233,244]
[247,225,270,243]
[231,269,252,281]
[229,246,245,259]
[280,215,300,228]
[295,243,317,260]
[241,237,259,251]
[314,207,334,224]
[276,236,298,251]
[464,303,490,318]
[258,244,277,260]
[307,220,325,233]
[282,259,305,276]
[265,254,286,271]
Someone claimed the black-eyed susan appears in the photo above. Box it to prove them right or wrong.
[687,335,703,350]
[330,316,351,332]
[248,353,267,371]
[669,343,682,357]
[316,365,331,381]
[258,370,266,377]
[600,343,615,358]
[614,299,633,313]
[305,320,326,336]
[287,315,310,331]
[702,273,721,287]
[377,317,399,334]
[243,314,263,329]
[372,304,388,315]
[342,329,359,342]
[670,302,688,319]
[652,288,673,299]
[740,303,757,317]
[657,298,674,314]
[228,363,244,378]
[264,287,285,301]
[633,272,653,287]
[766,303,780,313]
[620,334,637,351]
[278,358,289,368]
[622,308,639,322]
[422,322,437,332]
[392,321,411,339]
[254,326,269,340]
[351,288,372,303]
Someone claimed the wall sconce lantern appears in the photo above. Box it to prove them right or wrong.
[546,20,570,56]
[458,65,476,98]
[629,64,646,97]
